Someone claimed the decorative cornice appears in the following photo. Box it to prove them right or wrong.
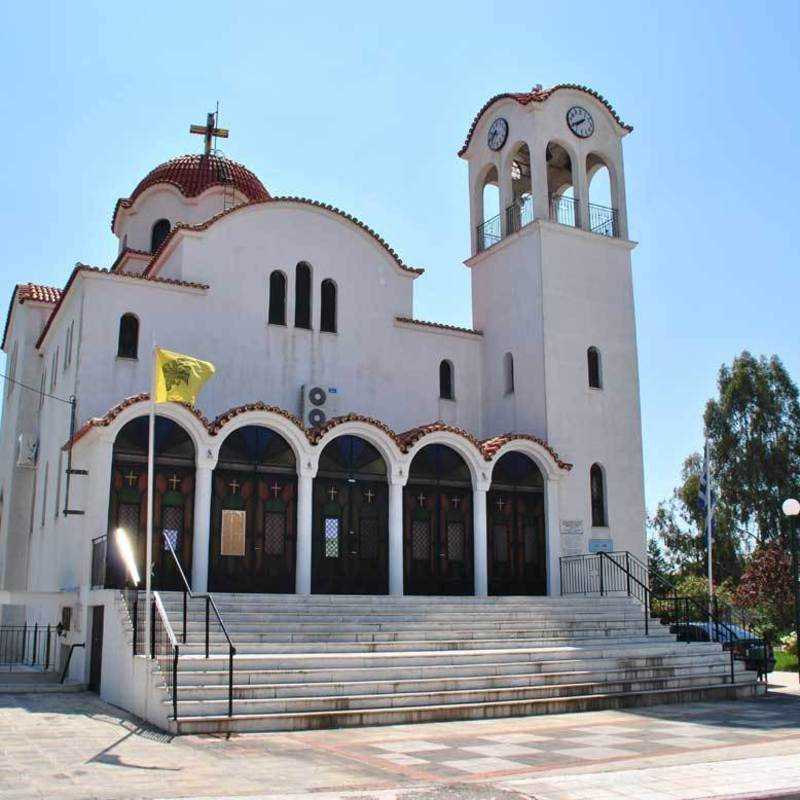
[395,316,483,336]
[458,84,633,157]
[143,197,424,279]
[481,432,573,471]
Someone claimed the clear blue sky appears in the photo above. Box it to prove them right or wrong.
[1,1,798,513]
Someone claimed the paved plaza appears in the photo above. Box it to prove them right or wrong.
[1,676,799,800]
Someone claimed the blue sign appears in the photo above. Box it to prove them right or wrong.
[588,538,614,554]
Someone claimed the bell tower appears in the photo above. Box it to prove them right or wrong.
[461,84,645,560]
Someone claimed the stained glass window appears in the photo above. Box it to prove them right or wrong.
[264,511,285,555]
[447,521,465,561]
[412,519,430,560]
[324,516,340,558]
[162,506,182,551]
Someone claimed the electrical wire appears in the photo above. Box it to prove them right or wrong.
[1,370,74,405]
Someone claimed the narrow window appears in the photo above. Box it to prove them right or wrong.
[268,271,287,325]
[54,452,62,519]
[588,346,602,388]
[590,463,607,527]
[40,462,49,528]
[320,279,337,333]
[439,360,454,400]
[294,262,312,329]
[50,348,58,390]
[8,342,17,396]
[504,352,515,394]
[150,219,171,253]
[117,314,139,359]
[38,371,45,410]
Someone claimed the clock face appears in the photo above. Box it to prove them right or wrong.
[566,106,594,138]
[487,117,509,150]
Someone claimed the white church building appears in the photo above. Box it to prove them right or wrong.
[0,86,738,733]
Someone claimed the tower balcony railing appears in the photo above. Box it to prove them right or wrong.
[549,194,578,228]
[476,195,621,254]
[476,213,502,252]
[589,202,620,238]
[505,195,534,236]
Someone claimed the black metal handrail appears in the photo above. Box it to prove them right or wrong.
[0,624,60,672]
[161,531,236,717]
[559,551,771,684]
[151,592,180,720]
[476,213,502,252]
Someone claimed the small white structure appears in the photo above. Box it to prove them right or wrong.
[0,87,645,692]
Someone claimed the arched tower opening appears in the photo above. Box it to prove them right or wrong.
[506,143,532,234]
[476,166,500,252]
[546,142,577,228]
[587,154,618,237]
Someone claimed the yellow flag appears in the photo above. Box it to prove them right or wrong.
[153,348,215,405]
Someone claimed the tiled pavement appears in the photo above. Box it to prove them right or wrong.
[1,675,799,800]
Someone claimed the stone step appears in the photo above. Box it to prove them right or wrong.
[172,640,726,671]
[173,651,733,686]
[174,663,744,701]
[171,672,754,716]
[172,632,674,656]
[172,681,760,733]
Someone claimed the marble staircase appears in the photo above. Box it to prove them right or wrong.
[152,593,760,734]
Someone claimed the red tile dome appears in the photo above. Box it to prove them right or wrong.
[112,154,270,229]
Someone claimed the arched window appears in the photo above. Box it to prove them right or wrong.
[477,166,500,252]
[439,360,454,400]
[507,143,532,233]
[268,270,287,325]
[320,279,337,333]
[588,347,602,388]
[150,219,171,253]
[117,313,139,359]
[590,464,607,527]
[295,262,312,329]
[504,352,515,394]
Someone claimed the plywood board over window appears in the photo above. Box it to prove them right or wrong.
[221,509,246,556]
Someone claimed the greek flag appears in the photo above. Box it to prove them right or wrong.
[697,443,716,544]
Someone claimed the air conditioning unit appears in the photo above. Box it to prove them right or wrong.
[301,384,340,429]
[16,433,38,468]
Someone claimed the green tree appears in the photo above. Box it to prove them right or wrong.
[648,453,742,583]
[705,352,800,545]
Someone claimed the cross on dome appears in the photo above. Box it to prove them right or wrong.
[190,111,229,156]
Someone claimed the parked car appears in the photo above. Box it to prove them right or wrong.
[669,621,775,676]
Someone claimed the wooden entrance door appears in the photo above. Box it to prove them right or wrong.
[88,606,104,693]
[209,471,297,593]
[487,489,546,595]
[403,485,474,595]
[312,479,388,594]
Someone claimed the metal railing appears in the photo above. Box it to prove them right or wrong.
[91,535,107,589]
[162,531,236,717]
[0,624,60,672]
[560,550,772,684]
[476,213,502,252]
[589,202,619,237]
[151,592,180,720]
[549,194,578,228]
[505,195,534,235]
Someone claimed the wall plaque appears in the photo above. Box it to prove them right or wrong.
[560,519,584,557]
[221,510,246,556]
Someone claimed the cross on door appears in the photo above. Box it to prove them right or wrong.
[450,496,462,509]
[327,485,339,501]
[168,474,181,491]
[270,481,281,499]
[189,111,229,156]
[124,470,138,487]
[416,492,427,507]
[496,497,506,512]
[364,488,375,504]
[228,478,240,495]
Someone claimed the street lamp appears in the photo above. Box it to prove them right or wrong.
[781,498,800,683]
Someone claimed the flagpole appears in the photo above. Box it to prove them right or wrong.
[706,441,713,624]
[144,337,156,655]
